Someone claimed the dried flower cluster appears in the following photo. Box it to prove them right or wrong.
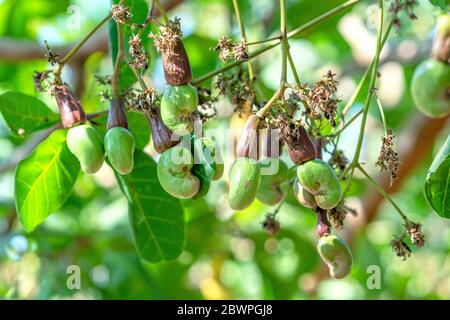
[215,69,254,111]
[196,88,217,122]
[297,71,341,126]
[391,236,411,261]
[330,149,349,174]
[389,0,418,30]
[261,214,281,237]
[406,222,425,248]
[129,35,148,69]
[44,41,61,66]
[111,4,132,24]
[129,88,157,118]
[150,17,182,55]
[213,37,249,62]
[327,203,357,230]
[375,129,400,186]
[33,70,51,92]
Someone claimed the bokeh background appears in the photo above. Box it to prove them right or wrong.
[0,0,449,299]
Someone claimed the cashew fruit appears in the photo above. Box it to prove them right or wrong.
[149,106,179,153]
[157,146,200,199]
[53,85,86,128]
[411,58,450,118]
[283,125,316,164]
[160,84,198,135]
[296,159,342,210]
[228,157,261,210]
[256,158,289,205]
[317,234,353,279]
[191,137,223,198]
[66,124,104,174]
[293,176,317,209]
[236,115,260,160]
[104,127,135,175]
[161,35,192,85]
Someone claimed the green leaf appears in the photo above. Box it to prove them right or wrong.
[92,111,150,150]
[115,150,185,262]
[109,0,150,92]
[425,134,450,218]
[0,92,59,136]
[15,129,80,232]
[428,0,449,10]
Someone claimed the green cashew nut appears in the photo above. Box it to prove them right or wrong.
[296,159,341,210]
[160,84,199,135]
[105,127,135,175]
[293,176,317,209]
[411,58,450,118]
[256,158,289,206]
[317,234,353,279]
[157,146,200,199]
[228,157,261,210]
[66,124,104,174]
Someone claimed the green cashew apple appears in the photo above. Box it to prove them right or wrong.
[297,159,342,210]
[317,234,353,279]
[228,157,261,210]
[256,158,289,205]
[293,177,317,209]
[66,124,104,174]
[160,84,198,135]
[105,127,135,175]
[411,58,450,118]
[157,146,200,199]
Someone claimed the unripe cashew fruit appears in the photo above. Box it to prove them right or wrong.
[228,157,261,210]
[53,85,86,128]
[296,159,342,210]
[191,137,223,199]
[66,124,104,174]
[256,158,289,205]
[293,177,317,209]
[317,234,353,279]
[105,127,135,175]
[149,106,179,153]
[157,146,200,199]
[160,84,198,135]
[411,58,450,118]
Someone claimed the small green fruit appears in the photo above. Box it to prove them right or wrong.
[157,146,200,199]
[228,157,261,210]
[411,58,450,118]
[105,127,135,175]
[293,177,317,209]
[297,159,341,210]
[317,234,353,279]
[161,84,198,135]
[66,124,104,174]
[256,158,289,205]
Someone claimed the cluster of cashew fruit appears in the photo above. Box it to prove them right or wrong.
[55,85,135,176]
[411,12,450,118]
[227,115,352,279]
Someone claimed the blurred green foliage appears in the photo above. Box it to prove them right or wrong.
[0,0,449,300]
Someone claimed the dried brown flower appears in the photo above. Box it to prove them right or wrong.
[330,149,349,174]
[261,214,281,237]
[44,41,61,66]
[196,88,217,122]
[389,0,418,30]
[232,40,249,61]
[128,35,148,69]
[327,204,357,230]
[376,129,400,186]
[391,236,411,261]
[214,69,254,111]
[298,70,341,126]
[213,37,248,62]
[111,4,132,24]
[33,71,50,92]
[406,222,425,248]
